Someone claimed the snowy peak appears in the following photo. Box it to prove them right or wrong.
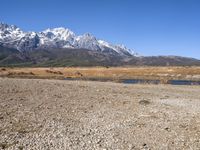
[76,33,101,51]
[0,23,18,31]
[42,27,75,40]
[0,23,25,42]
[98,40,136,56]
[0,23,137,56]
[38,27,76,48]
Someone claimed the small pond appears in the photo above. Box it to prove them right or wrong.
[64,77,200,85]
[122,79,200,85]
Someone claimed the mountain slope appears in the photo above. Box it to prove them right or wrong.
[0,45,200,67]
[0,45,29,65]
[26,48,126,67]
[0,46,127,67]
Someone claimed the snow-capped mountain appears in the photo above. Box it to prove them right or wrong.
[0,23,137,56]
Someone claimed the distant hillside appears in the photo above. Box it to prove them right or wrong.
[0,46,125,67]
[0,46,200,67]
[128,56,200,66]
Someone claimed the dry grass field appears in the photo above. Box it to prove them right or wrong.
[1,67,200,82]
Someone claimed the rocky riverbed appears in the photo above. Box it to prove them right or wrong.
[0,78,200,149]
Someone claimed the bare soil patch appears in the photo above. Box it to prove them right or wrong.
[0,78,200,149]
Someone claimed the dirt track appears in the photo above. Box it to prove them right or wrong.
[0,78,200,149]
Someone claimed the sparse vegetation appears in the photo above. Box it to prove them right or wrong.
[46,70,63,75]
[18,146,24,150]
[0,143,8,149]
[139,99,151,105]
[7,71,35,76]
[0,68,6,71]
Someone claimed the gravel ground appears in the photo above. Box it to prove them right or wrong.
[0,78,200,150]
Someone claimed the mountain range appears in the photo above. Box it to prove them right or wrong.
[0,23,200,67]
[0,23,136,56]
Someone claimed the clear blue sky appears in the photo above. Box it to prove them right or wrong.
[1,0,200,58]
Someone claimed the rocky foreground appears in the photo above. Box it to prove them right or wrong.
[0,78,200,149]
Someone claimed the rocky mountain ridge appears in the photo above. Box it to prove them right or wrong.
[0,23,136,57]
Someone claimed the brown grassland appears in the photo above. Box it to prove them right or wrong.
[1,66,200,82]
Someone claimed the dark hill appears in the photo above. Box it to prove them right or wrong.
[0,46,200,67]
